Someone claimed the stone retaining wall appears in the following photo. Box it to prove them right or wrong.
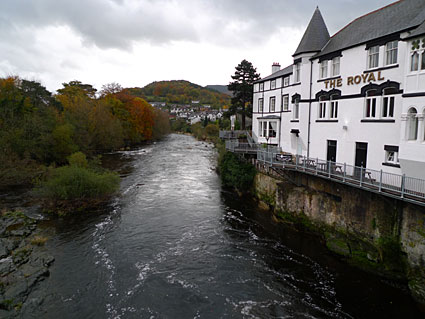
[253,169,425,304]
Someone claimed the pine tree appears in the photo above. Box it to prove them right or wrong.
[227,60,260,130]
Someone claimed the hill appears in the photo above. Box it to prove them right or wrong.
[127,80,230,109]
[205,85,232,96]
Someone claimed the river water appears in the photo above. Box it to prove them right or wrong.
[29,134,423,318]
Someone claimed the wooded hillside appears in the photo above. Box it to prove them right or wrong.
[128,80,230,108]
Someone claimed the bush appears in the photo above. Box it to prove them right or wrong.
[218,151,256,191]
[38,165,119,201]
[205,123,219,137]
[67,152,88,168]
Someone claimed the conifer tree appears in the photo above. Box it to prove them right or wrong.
[228,60,260,129]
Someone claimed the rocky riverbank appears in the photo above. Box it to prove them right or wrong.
[0,210,54,318]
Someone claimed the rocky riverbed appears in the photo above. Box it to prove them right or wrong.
[0,210,54,318]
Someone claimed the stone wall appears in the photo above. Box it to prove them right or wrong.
[253,170,425,304]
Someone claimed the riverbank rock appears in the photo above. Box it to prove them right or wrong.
[0,210,54,316]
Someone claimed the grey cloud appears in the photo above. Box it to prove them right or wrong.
[0,0,395,50]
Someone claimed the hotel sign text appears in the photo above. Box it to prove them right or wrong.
[324,71,385,89]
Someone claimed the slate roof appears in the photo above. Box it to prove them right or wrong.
[404,20,425,39]
[293,7,330,56]
[255,64,293,83]
[316,0,425,59]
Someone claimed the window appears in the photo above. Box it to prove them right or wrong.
[410,39,425,72]
[382,87,396,118]
[318,96,327,118]
[368,46,379,69]
[411,52,419,71]
[271,80,276,90]
[270,97,276,112]
[330,95,338,118]
[258,98,264,112]
[320,61,328,79]
[332,57,340,76]
[407,107,418,140]
[259,121,277,138]
[365,90,377,118]
[422,52,425,70]
[282,95,289,111]
[295,63,301,82]
[385,41,398,65]
[268,122,277,138]
[283,77,289,87]
[293,98,300,119]
[385,150,399,164]
[259,82,264,91]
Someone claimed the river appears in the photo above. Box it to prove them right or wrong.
[27,134,423,318]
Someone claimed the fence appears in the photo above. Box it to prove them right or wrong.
[252,149,425,206]
[219,130,247,139]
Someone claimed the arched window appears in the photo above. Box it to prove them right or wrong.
[411,52,419,71]
[365,90,377,118]
[407,107,418,140]
[330,94,339,119]
[382,87,396,118]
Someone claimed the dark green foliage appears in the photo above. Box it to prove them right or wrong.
[218,151,256,191]
[228,60,260,129]
[37,165,119,201]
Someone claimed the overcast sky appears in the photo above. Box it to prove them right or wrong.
[0,0,394,92]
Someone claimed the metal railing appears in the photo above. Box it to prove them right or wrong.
[249,148,425,206]
[219,130,247,139]
[225,140,281,154]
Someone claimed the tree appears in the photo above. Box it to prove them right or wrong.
[228,59,260,129]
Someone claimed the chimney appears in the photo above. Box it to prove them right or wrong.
[272,62,281,74]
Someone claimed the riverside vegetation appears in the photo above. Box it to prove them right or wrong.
[0,77,171,212]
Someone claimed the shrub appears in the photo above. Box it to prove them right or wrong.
[205,123,219,137]
[38,165,119,201]
[67,152,88,168]
[218,151,256,191]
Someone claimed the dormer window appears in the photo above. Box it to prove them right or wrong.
[385,41,398,65]
[320,61,328,79]
[331,57,340,76]
[368,46,379,69]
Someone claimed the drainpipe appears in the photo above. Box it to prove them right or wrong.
[307,60,313,158]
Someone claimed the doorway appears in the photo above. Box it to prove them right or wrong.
[355,142,368,167]
[327,140,337,162]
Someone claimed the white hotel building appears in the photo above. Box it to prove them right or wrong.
[252,0,425,179]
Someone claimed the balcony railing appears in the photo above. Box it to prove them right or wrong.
[219,130,248,139]
[228,144,425,206]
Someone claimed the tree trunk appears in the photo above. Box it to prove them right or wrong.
[241,113,246,130]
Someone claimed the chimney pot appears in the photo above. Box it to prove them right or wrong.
[272,62,281,74]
